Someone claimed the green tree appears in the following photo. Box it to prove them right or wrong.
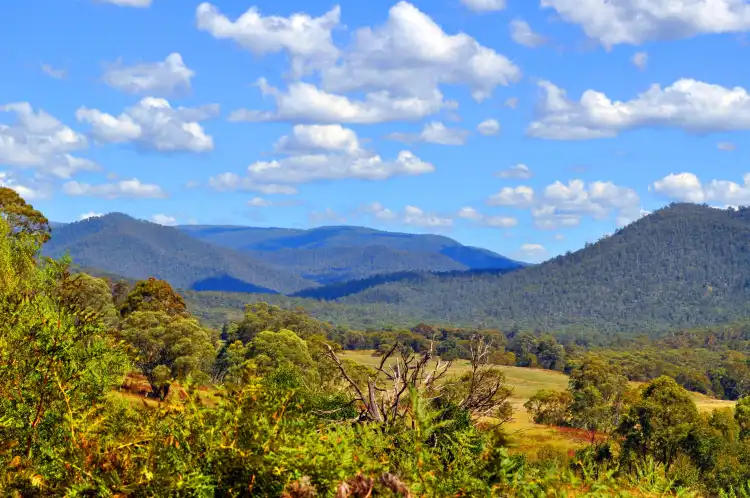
[0,187,51,243]
[568,358,628,439]
[735,396,750,439]
[60,272,119,328]
[525,389,572,426]
[619,376,699,469]
[0,216,128,480]
[120,277,188,318]
[121,311,216,399]
[250,329,316,379]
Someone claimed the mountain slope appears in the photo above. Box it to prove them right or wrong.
[318,204,750,332]
[177,224,523,284]
[45,214,316,294]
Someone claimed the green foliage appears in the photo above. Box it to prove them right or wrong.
[120,311,216,398]
[525,389,572,425]
[121,277,189,317]
[0,186,51,244]
[620,377,700,470]
[569,359,629,436]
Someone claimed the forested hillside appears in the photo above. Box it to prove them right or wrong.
[306,204,750,333]
[44,213,315,294]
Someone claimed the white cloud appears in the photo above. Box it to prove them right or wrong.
[362,202,399,220]
[320,2,521,102]
[152,214,177,226]
[79,212,104,220]
[631,51,648,70]
[541,0,750,47]
[275,124,361,154]
[207,173,299,195]
[245,150,434,184]
[99,0,151,6]
[247,196,273,207]
[0,172,48,201]
[477,119,500,136]
[487,185,535,207]
[41,63,67,80]
[496,163,533,179]
[651,172,750,206]
[461,0,506,12]
[554,233,565,241]
[230,79,453,124]
[362,202,452,227]
[718,141,737,151]
[196,3,340,77]
[528,78,750,140]
[488,179,642,229]
[387,121,469,145]
[504,97,519,109]
[510,20,547,47]
[76,97,218,152]
[0,102,97,178]
[63,178,167,199]
[518,243,547,262]
[103,53,194,96]
[403,205,453,228]
[458,206,517,228]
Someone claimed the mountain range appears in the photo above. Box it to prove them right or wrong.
[44,214,523,293]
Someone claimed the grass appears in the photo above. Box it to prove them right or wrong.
[340,350,737,458]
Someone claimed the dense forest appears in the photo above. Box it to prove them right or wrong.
[11,188,750,495]
[309,204,750,333]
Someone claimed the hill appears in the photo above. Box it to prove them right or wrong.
[178,224,523,284]
[307,204,750,333]
[44,214,316,294]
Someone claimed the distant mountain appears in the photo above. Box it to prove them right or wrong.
[177,224,524,284]
[312,204,750,333]
[44,214,316,294]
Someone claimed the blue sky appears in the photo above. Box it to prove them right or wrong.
[2,0,750,262]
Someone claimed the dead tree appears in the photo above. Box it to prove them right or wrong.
[325,334,513,425]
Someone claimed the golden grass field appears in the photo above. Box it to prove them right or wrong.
[340,350,737,458]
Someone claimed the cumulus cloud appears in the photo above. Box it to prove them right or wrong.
[460,0,506,12]
[275,124,361,154]
[403,205,453,228]
[102,53,195,96]
[63,178,167,199]
[362,202,452,228]
[76,97,218,152]
[631,51,648,70]
[362,202,399,221]
[196,3,340,77]
[207,173,299,195]
[0,172,48,201]
[386,121,469,145]
[320,2,521,102]
[510,20,547,47]
[496,163,533,179]
[230,79,453,124]
[488,179,642,229]
[477,119,500,136]
[245,150,433,184]
[528,78,750,140]
[457,206,517,228]
[541,0,750,47]
[517,243,547,262]
[651,172,750,206]
[247,196,273,207]
[0,102,99,178]
[151,214,177,225]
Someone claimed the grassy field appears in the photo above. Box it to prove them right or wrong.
[340,350,736,458]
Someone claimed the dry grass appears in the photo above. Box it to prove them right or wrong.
[340,350,737,458]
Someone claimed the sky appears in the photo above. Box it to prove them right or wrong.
[1,0,750,263]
